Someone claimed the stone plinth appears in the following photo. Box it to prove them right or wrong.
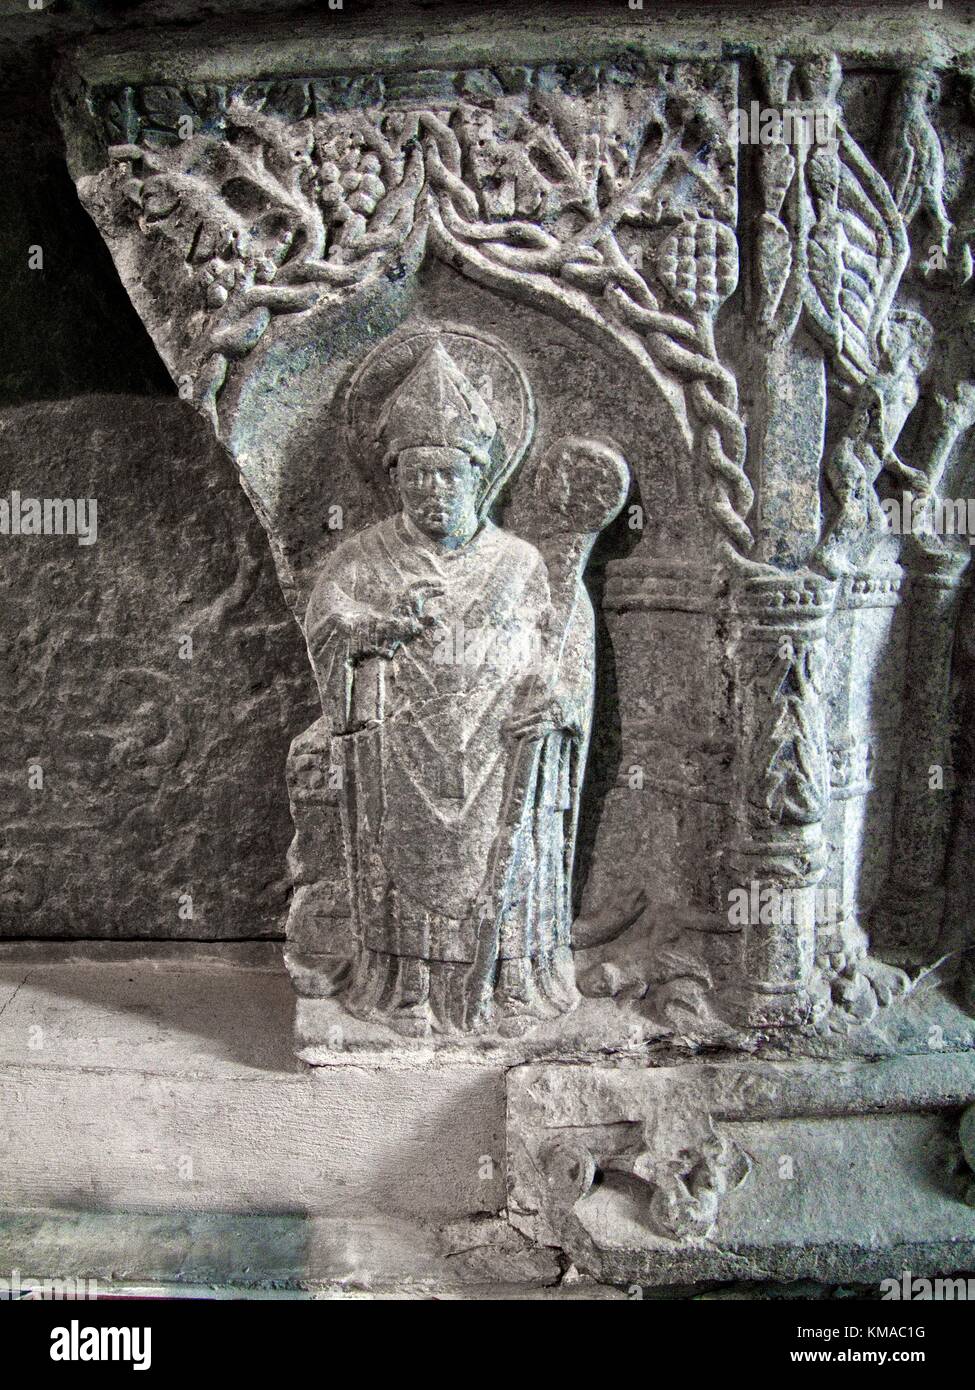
[3,941,974,1293]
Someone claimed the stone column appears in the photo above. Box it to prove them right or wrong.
[872,544,969,962]
[591,558,732,935]
[724,572,837,1026]
[818,569,905,975]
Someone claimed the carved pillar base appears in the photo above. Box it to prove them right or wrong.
[723,830,825,1028]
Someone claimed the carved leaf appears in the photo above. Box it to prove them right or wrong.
[748,645,829,826]
[802,128,909,387]
[880,68,951,255]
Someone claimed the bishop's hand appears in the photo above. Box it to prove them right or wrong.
[320,580,444,661]
[503,684,580,743]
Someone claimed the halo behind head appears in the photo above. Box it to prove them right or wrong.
[345,323,535,519]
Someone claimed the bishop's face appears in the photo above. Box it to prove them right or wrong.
[395,447,480,544]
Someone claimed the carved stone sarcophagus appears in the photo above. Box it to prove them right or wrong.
[53,4,975,1280]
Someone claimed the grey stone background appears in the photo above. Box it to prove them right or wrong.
[0,0,322,938]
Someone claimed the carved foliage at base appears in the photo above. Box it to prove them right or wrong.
[508,1055,975,1273]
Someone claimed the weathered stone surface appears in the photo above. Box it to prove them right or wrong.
[0,942,505,1221]
[3,0,975,1294]
[1,941,973,1292]
[0,1209,575,1297]
[508,1055,975,1284]
[0,395,317,937]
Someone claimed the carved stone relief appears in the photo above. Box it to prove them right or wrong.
[56,39,975,1044]
[508,1051,975,1281]
[52,8,975,1274]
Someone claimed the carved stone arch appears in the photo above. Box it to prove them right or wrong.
[58,58,757,584]
[24,3,975,1287]
[51,53,832,1043]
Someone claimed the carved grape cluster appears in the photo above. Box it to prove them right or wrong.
[317,134,388,256]
[97,66,758,565]
[656,212,738,314]
[193,224,240,308]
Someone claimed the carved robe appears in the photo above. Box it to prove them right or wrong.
[306,511,591,1030]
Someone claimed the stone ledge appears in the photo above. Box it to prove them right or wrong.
[58,3,975,92]
[0,1211,565,1295]
[294,977,975,1067]
[3,943,975,1291]
[0,943,506,1231]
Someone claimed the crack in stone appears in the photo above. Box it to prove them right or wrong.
[0,974,30,1024]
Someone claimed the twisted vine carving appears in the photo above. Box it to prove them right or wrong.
[94,64,757,565]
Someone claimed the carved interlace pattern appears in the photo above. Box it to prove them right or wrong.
[97,63,755,563]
